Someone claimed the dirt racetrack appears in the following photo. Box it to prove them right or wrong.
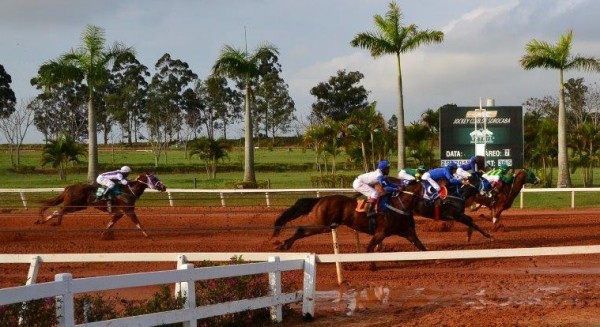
[1,204,600,326]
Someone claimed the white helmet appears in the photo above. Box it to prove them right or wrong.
[120,166,132,174]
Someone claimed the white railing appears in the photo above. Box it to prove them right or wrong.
[2,187,600,209]
[2,245,600,325]
[0,254,317,326]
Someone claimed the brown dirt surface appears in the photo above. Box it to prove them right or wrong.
[1,204,600,326]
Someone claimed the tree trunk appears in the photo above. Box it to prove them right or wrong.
[556,70,572,187]
[243,85,256,185]
[396,52,406,171]
[87,97,98,183]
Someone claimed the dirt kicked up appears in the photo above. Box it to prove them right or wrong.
[1,206,600,326]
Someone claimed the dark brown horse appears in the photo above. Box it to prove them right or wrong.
[390,177,493,242]
[464,169,540,231]
[37,173,167,238]
[272,190,426,253]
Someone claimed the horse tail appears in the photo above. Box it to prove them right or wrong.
[272,197,321,238]
[39,192,65,217]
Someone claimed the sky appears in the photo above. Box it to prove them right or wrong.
[1,0,600,143]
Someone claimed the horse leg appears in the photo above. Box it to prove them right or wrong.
[278,226,329,250]
[35,209,62,225]
[102,212,125,239]
[123,210,149,238]
[454,214,493,241]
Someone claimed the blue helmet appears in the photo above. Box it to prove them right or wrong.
[377,160,391,170]
[500,163,509,170]
[446,161,458,170]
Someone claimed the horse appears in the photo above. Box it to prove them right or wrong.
[271,189,427,253]
[37,173,167,238]
[464,169,540,231]
[390,177,493,242]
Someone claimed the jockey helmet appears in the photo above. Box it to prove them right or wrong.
[417,164,426,171]
[500,164,509,170]
[446,161,458,170]
[120,166,132,174]
[377,160,391,170]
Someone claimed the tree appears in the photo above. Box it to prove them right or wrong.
[350,1,444,170]
[253,54,296,146]
[309,70,369,123]
[105,53,149,145]
[34,25,134,182]
[0,64,16,118]
[29,81,88,142]
[0,100,34,168]
[189,137,231,179]
[41,133,86,180]
[212,43,279,186]
[520,29,600,187]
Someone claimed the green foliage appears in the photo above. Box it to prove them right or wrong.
[195,256,272,326]
[0,298,57,327]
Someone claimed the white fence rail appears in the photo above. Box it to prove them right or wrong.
[2,246,600,325]
[0,254,317,326]
[2,187,600,209]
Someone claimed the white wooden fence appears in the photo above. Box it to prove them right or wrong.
[0,253,317,326]
[2,186,600,209]
[2,246,600,326]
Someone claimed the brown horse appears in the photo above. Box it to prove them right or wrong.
[37,173,167,238]
[390,177,493,242]
[272,190,427,253]
[465,169,540,231]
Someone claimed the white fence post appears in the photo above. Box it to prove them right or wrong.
[19,192,28,210]
[168,192,174,207]
[302,253,316,320]
[268,256,282,322]
[179,263,197,327]
[55,273,74,327]
[220,192,226,207]
[265,192,271,207]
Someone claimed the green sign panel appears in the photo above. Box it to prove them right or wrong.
[439,106,523,168]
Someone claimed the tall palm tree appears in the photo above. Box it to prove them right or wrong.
[350,1,443,170]
[520,30,600,187]
[212,43,279,186]
[36,25,134,182]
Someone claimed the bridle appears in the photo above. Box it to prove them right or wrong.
[136,173,159,189]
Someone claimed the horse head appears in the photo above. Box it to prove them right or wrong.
[523,169,541,185]
[135,173,167,192]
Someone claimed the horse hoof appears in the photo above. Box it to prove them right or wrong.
[50,222,60,227]
[34,220,41,225]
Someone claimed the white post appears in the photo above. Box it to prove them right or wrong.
[302,253,316,320]
[265,192,271,207]
[55,273,74,327]
[26,256,41,285]
[168,192,174,207]
[219,192,226,207]
[19,192,28,210]
[268,256,283,322]
[179,263,197,327]
[330,228,343,285]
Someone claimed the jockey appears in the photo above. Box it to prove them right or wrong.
[398,164,426,185]
[481,164,513,197]
[353,160,400,218]
[95,166,132,201]
[420,162,463,200]
[456,155,485,179]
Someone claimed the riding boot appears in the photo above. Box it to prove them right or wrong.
[367,199,378,233]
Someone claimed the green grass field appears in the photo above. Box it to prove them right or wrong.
[1,146,599,209]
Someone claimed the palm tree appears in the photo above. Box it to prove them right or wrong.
[36,25,134,182]
[41,133,86,180]
[189,137,231,179]
[212,43,279,187]
[520,30,600,187]
[350,1,443,170]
